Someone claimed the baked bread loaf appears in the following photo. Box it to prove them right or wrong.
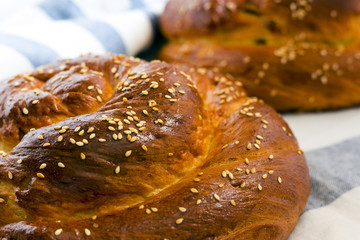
[160,0,360,111]
[0,54,309,239]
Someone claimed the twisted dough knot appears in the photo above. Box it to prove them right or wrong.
[0,54,309,239]
[160,0,360,111]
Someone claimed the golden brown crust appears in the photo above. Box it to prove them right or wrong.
[0,54,309,239]
[160,0,360,111]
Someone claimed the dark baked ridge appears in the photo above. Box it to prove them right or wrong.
[0,54,309,239]
[160,0,360,111]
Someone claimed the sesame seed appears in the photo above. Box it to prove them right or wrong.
[178,207,186,212]
[254,143,260,149]
[196,199,202,205]
[198,172,203,176]
[38,135,44,140]
[37,173,45,178]
[84,228,91,236]
[262,174,268,179]
[190,188,199,194]
[0,198,5,203]
[278,177,282,183]
[22,107,29,115]
[168,153,173,157]
[115,166,121,174]
[76,142,84,147]
[58,162,65,168]
[269,155,274,160]
[193,178,201,182]
[112,134,118,140]
[58,129,66,134]
[96,96,102,102]
[141,145,148,151]
[98,138,106,142]
[78,130,84,136]
[80,153,86,160]
[54,126,61,130]
[138,205,144,209]
[245,158,249,165]
[32,99,39,104]
[213,193,220,201]
[176,218,184,225]
[74,127,81,132]
[8,171,13,179]
[43,143,50,147]
[89,133,96,139]
[222,144,228,150]
[108,120,116,125]
[83,139,88,144]
[17,159,23,164]
[96,88,103,95]
[118,133,123,139]
[251,167,256,173]
[39,163,47,169]
[108,126,115,131]
[269,170,274,174]
[256,135,263,140]
[222,171,227,178]
[241,182,246,188]
[146,208,151,214]
[55,229,63,235]
[235,141,239,144]
[246,143,252,150]
[258,184,262,191]
[87,127,94,133]
[151,207,158,212]
[230,200,236,206]
[125,150,132,157]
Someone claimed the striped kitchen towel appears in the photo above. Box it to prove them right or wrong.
[0,0,167,79]
[0,0,360,239]
[285,109,360,240]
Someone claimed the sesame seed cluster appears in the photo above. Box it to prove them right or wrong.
[0,54,309,239]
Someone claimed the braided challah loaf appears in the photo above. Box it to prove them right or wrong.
[0,54,309,239]
[160,0,360,111]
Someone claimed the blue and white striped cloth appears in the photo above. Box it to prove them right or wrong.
[0,0,167,78]
[0,1,359,239]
